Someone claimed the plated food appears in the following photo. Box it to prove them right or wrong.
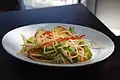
[2,23,114,66]
[20,26,93,64]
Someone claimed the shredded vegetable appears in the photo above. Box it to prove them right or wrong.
[19,26,93,64]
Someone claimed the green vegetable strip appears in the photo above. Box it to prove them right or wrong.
[38,51,54,60]
[52,53,59,57]
[81,41,92,59]
[68,26,74,33]
[55,44,62,48]
[38,44,62,60]
[46,47,53,52]
[20,47,26,53]
[54,44,72,63]
[27,36,35,44]
[63,47,76,55]
[21,35,27,52]
[72,57,79,63]
[51,44,62,57]
[60,52,72,63]
[84,46,92,58]
[75,57,79,62]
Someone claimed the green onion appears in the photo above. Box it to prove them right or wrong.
[69,26,74,33]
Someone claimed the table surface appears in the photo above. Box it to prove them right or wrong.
[0,4,120,80]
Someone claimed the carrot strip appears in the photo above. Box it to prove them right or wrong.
[42,31,52,36]
[42,34,85,46]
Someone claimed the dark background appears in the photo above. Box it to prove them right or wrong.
[0,0,19,12]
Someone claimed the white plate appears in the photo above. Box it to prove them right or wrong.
[2,23,115,67]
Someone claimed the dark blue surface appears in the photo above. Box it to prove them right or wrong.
[0,4,115,39]
[0,4,119,80]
